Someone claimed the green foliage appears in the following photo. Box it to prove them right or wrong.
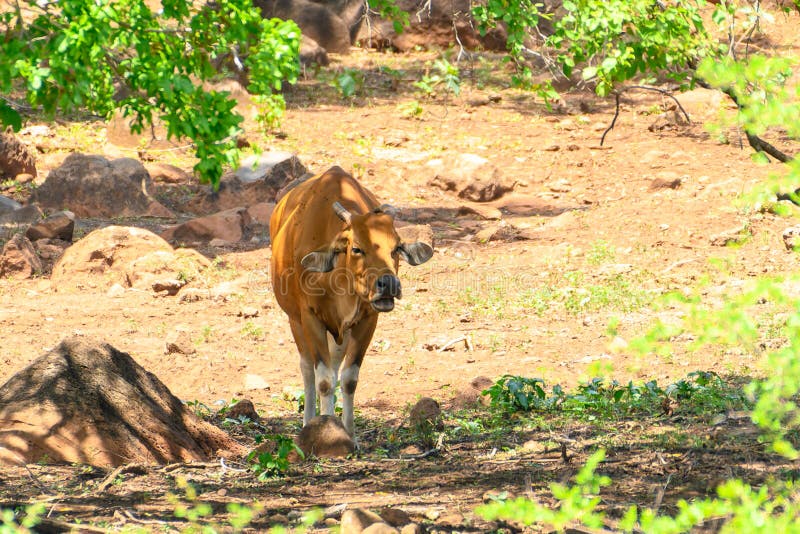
[697,55,800,139]
[549,0,710,96]
[413,58,461,98]
[368,0,410,34]
[483,372,749,421]
[477,449,611,531]
[331,68,366,98]
[0,0,300,188]
[248,434,303,479]
[472,0,558,98]
[0,503,45,533]
[478,451,800,533]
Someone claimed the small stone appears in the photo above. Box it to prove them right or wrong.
[244,374,269,391]
[0,233,42,279]
[544,144,560,151]
[239,307,259,318]
[296,415,355,458]
[165,329,196,355]
[380,507,412,527]
[783,226,800,250]
[362,523,399,534]
[424,509,440,521]
[0,204,43,225]
[324,517,339,527]
[400,524,423,534]
[209,238,233,248]
[107,283,126,298]
[409,397,442,430]
[268,513,289,524]
[225,399,259,421]
[15,173,34,184]
[439,513,464,526]
[25,210,75,242]
[152,279,186,296]
[456,204,502,220]
[341,508,383,533]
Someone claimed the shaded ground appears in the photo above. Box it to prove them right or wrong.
[3,15,800,532]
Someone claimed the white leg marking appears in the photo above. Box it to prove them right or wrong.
[315,360,336,416]
[340,364,360,437]
[300,357,316,426]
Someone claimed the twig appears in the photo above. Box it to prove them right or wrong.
[437,335,472,352]
[94,463,148,493]
[653,473,673,514]
[121,509,172,526]
[24,465,54,495]
[601,85,691,146]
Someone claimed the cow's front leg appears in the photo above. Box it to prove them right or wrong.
[315,360,336,417]
[289,319,317,426]
[340,363,360,435]
[341,315,378,437]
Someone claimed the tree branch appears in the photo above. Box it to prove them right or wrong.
[600,85,691,146]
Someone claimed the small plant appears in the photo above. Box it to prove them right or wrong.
[477,449,610,531]
[240,321,264,341]
[413,58,461,98]
[398,100,424,119]
[484,375,548,412]
[248,434,304,479]
[0,503,45,533]
[332,68,365,98]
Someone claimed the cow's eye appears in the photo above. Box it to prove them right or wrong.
[351,247,363,255]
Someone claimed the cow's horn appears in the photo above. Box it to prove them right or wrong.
[333,202,352,224]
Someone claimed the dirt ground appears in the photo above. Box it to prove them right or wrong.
[3,13,800,532]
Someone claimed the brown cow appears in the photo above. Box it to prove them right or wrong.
[270,166,433,437]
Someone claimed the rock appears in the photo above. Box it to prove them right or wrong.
[650,172,683,190]
[396,223,434,251]
[783,226,800,250]
[246,202,276,226]
[165,329,196,355]
[107,283,126,298]
[439,512,465,526]
[453,375,494,407]
[244,374,270,391]
[0,204,43,226]
[0,233,42,279]
[296,415,356,458]
[0,132,37,180]
[300,34,330,66]
[400,524,423,534]
[254,0,357,54]
[409,397,442,430]
[51,226,210,291]
[226,399,260,421]
[25,210,75,242]
[239,306,260,318]
[183,153,306,214]
[341,508,384,533]
[357,0,506,52]
[379,508,412,527]
[0,336,247,466]
[160,207,251,244]
[362,523,399,534]
[648,110,690,132]
[32,238,70,274]
[144,162,190,184]
[30,154,172,218]
[428,154,514,202]
[0,195,22,214]
[152,278,186,296]
[457,204,502,220]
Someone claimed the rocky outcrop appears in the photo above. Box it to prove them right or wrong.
[30,154,173,218]
[0,337,247,467]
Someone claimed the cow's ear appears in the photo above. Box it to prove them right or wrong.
[302,248,338,272]
[398,242,433,266]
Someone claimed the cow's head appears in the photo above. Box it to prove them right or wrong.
[301,202,433,312]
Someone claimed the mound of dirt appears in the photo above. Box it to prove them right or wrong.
[0,336,246,467]
[50,225,210,291]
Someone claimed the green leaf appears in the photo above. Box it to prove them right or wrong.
[0,101,22,131]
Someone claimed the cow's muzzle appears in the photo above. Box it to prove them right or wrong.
[372,274,402,312]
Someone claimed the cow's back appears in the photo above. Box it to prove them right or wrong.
[269,167,379,317]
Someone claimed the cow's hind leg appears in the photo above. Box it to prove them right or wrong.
[289,318,316,427]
